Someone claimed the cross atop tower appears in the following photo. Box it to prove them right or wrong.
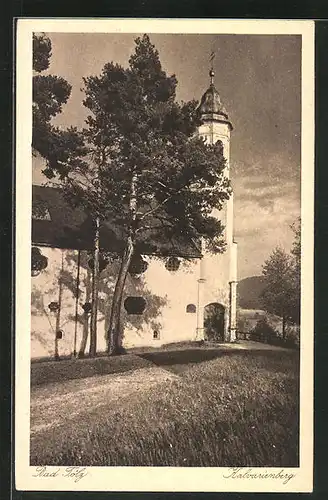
[209,50,215,85]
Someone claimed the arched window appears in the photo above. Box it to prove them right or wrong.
[186,304,196,313]
[153,330,160,340]
[165,256,180,272]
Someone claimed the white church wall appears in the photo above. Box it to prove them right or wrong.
[31,240,234,359]
[94,256,202,350]
[31,247,81,358]
[31,247,202,359]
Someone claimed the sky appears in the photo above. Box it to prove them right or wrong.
[33,32,301,279]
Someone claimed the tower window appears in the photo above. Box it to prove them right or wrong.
[186,304,196,313]
[165,256,180,272]
[153,330,160,340]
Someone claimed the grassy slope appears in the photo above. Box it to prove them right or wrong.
[30,349,299,467]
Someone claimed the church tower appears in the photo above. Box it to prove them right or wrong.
[196,69,238,342]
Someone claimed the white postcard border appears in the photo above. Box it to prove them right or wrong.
[15,18,314,493]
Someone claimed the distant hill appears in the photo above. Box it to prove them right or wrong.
[238,276,267,310]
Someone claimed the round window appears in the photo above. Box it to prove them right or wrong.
[124,296,146,315]
[165,256,180,272]
[82,302,92,314]
[31,247,48,277]
[48,301,59,313]
[129,255,148,276]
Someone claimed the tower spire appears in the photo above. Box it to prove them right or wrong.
[197,48,232,129]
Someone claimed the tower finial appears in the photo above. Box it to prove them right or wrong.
[209,50,215,85]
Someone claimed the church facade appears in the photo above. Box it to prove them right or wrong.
[30,72,238,359]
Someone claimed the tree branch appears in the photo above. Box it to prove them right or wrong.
[138,194,172,221]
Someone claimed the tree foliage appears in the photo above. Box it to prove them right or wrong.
[260,220,301,337]
[32,33,87,179]
[75,35,230,248]
[59,34,232,354]
[291,217,301,265]
[33,33,52,73]
[289,217,301,324]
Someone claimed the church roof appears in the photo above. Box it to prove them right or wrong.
[197,70,233,129]
[32,185,121,252]
[32,185,202,258]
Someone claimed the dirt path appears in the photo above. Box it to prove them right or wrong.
[214,341,290,351]
[30,366,179,436]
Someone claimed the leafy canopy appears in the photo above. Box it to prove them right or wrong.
[65,34,231,256]
[261,222,300,326]
[32,33,87,180]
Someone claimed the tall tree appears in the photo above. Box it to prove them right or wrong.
[260,227,300,339]
[289,217,301,325]
[291,217,301,265]
[261,248,294,338]
[33,33,91,354]
[32,33,86,180]
[63,34,231,355]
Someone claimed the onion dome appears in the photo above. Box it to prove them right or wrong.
[198,69,233,130]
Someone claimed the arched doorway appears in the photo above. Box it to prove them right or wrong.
[204,303,225,342]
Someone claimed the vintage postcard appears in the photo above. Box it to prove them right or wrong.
[15,18,314,492]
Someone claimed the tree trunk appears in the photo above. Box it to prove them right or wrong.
[116,289,127,351]
[107,237,134,355]
[78,315,90,358]
[54,251,64,361]
[89,217,100,357]
[107,171,138,355]
[73,250,81,357]
[78,267,91,358]
[282,315,286,340]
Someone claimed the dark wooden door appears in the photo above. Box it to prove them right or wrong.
[204,303,225,341]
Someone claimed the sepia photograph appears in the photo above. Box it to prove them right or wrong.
[15,19,314,492]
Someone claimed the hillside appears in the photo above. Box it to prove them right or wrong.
[238,275,266,310]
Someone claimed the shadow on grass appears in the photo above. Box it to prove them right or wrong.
[136,347,298,375]
[137,348,236,374]
[31,346,299,387]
